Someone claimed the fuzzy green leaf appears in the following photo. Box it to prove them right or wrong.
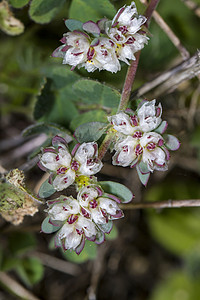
[9,0,30,8]
[73,79,120,108]
[29,0,66,24]
[69,0,116,22]
[74,122,107,143]
[65,19,83,31]
[34,78,55,120]
[38,179,56,198]
[70,110,107,132]
[41,216,61,234]
[99,181,133,203]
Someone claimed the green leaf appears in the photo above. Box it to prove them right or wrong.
[38,179,56,198]
[29,0,66,24]
[1,257,20,271]
[9,0,30,8]
[8,232,36,255]
[23,122,72,139]
[98,220,113,233]
[69,0,116,22]
[136,164,150,186]
[164,134,180,151]
[41,216,61,234]
[61,240,97,263]
[74,121,107,143]
[70,110,107,132]
[34,78,55,120]
[64,19,83,31]
[150,270,200,300]
[148,208,200,257]
[43,91,79,127]
[73,79,120,108]
[44,65,80,90]
[16,257,44,286]
[99,181,133,203]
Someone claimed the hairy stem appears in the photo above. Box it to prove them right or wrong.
[117,0,160,112]
[120,199,200,210]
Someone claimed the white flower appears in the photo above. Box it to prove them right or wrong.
[78,185,123,226]
[55,215,97,252]
[80,37,121,73]
[108,111,140,136]
[39,136,103,191]
[108,100,162,136]
[47,196,80,224]
[112,136,139,167]
[53,31,120,73]
[52,31,90,70]
[140,132,168,172]
[137,100,162,132]
[112,132,169,172]
[106,1,148,64]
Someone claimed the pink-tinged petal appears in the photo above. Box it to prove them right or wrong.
[48,218,63,227]
[86,235,96,242]
[95,185,103,197]
[60,36,66,43]
[110,210,124,219]
[104,193,121,204]
[47,199,62,206]
[75,236,85,255]
[113,6,125,23]
[71,143,80,157]
[83,21,100,35]
[52,45,65,58]
[73,30,90,39]
[52,135,67,147]
[37,161,47,172]
[40,152,60,171]
[155,120,168,134]
[48,173,54,185]
[162,147,170,161]
[165,134,180,151]
[71,65,76,71]
[43,147,57,153]
[97,18,108,32]
[90,38,100,47]
[95,232,105,244]
[130,156,139,168]
[61,45,71,52]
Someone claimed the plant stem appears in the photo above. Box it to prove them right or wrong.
[120,199,200,210]
[98,129,114,160]
[118,52,141,112]
[117,0,160,112]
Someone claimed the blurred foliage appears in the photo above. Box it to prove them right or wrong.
[0,0,200,298]
[0,231,44,286]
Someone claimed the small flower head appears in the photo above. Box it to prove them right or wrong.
[108,100,163,137]
[78,185,123,227]
[38,136,103,192]
[106,1,148,64]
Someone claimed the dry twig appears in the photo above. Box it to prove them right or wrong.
[181,0,200,17]
[120,199,200,210]
[131,51,200,99]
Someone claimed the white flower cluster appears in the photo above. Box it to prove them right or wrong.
[108,100,180,185]
[39,136,103,191]
[52,2,148,73]
[39,136,127,254]
[42,186,123,254]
